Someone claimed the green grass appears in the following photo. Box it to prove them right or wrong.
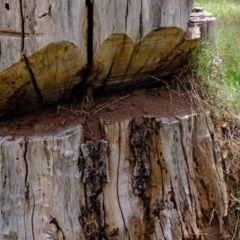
[192,0,240,114]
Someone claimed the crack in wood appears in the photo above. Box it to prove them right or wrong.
[72,0,93,97]
[0,31,21,38]
[38,4,52,19]
[131,40,158,84]
[101,50,117,90]
[0,31,44,37]
[49,218,66,240]
[22,54,44,106]
[19,0,25,53]
[80,139,109,239]
[125,0,129,33]
[23,138,29,201]
[31,194,35,240]
[139,0,143,39]
[19,0,44,107]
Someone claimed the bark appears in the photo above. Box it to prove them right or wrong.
[0,113,228,239]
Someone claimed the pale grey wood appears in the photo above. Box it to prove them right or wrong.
[93,0,193,54]
[103,122,130,239]
[0,126,84,240]
[0,136,27,239]
[0,112,229,239]
[177,115,202,219]
[23,0,87,58]
[0,1,22,71]
[159,117,200,239]
[194,113,228,218]
[118,120,146,238]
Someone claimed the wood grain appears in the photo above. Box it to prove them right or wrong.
[0,113,229,239]
[0,1,207,116]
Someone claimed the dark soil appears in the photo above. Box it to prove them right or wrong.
[0,86,205,141]
[203,225,220,240]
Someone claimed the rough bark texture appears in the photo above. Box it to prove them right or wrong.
[0,113,228,239]
[0,1,215,117]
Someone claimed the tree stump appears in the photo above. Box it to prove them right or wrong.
[0,1,223,239]
[0,108,228,239]
[0,0,208,117]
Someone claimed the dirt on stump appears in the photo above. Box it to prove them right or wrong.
[0,86,206,141]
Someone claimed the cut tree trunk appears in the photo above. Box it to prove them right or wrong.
[0,112,228,239]
[0,1,224,239]
[0,1,213,117]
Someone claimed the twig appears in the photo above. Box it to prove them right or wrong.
[86,120,93,135]
[90,95,130,116]
[73,110,89,117]
[57,105,73,115]
[85,219,98,236]
[231,194,240,204]
[232,212,240,240]
[209,208,217,225]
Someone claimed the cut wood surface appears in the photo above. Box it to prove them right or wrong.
[91,0,196,90]
[0,0,88,116]
[0,112,228,239]
[0,1,215,117]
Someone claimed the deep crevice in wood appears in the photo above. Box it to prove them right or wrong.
[139,0,143,39]
[72,0,94,98]
[86,0,93,69]
[125,0,129,32]
[101,51,117,91]
[131,122,150,196]
[22,54,44,106]
[31,193,36,240]
[20,0,44,108]
[19,0,24,53]
[80,140,109,238]
[49,218,66,240]
[23,137,29,201]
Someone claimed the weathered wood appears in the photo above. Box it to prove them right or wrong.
[0,126,85,239]
[0,0,88,116]
[0,113,228,239]
[90,0,197,90]
[0,1,213,116]
[189,7,216,44]
[0,1,22,71]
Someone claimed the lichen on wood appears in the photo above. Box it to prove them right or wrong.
[80,139,109,238]
[131,122,150,196]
